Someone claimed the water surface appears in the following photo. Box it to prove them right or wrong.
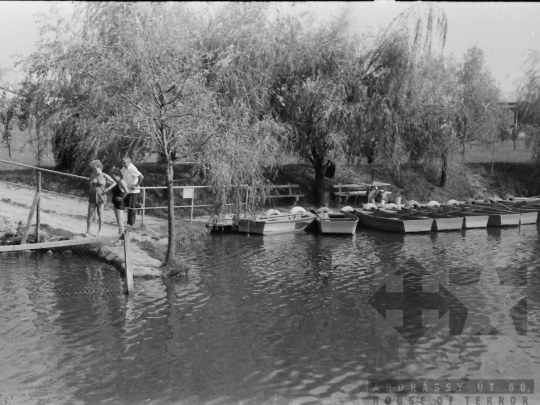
[1,225,540,404]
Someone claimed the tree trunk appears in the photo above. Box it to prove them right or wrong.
[461,120,467,165]
[36,124,42,166]
[165,159,175,264]
[314,157,326,193]
[513,139,517,150]
[439,151,448,188]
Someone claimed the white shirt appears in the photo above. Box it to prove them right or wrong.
[121,163,142,194]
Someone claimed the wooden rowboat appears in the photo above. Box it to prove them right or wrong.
[509,197,540,206]
[519,211,539,225]
[500,202,540,217]
[429,205,490,229]
[429,215,464,231]
[474,201,538,225]
[355,209,433,234]
[237,212,316,235]
[315,211,359,235]
[395,208,464,231]
[463,206,521,227]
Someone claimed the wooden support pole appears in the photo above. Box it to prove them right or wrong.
[190,190,194,223]
[36,171,41,243]
[123,230,134,293]
[491,132,496,177]
[21,192,40,245]
[141,188,146,226]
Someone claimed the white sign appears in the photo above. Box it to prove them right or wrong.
[182,187,194,199]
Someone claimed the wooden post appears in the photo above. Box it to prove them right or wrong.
[21,192,40,245]
[36,171,41,243]
[123,230,134,293]
[491,131,496,177]
[141,188,146,226]
[244,187,249,216]
[190,189,194,223]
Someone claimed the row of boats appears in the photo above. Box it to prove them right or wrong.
[220,197,540,236]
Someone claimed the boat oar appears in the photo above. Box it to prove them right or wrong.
[309,209,321,218]
[489,198,516,212]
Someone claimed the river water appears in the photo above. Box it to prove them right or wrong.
[1,225,540,405]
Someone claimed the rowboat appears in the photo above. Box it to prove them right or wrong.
[237,212,316,235]
[500,201,540,216]
[429,215,464,231]
[474,201,538,225]
[509,197,540,206]
[315,211,359,235]
[464,206,521,227]
[436,205,489,229]
[519,211,538,225]
[396,207,464,231]
[442,207,489,229]
[355,209,433,234]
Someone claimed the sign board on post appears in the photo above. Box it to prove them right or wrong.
[183,187,194,199]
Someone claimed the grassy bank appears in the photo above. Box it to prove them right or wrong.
[138,221,208,262]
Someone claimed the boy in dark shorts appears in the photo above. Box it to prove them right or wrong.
[110,167,130,234]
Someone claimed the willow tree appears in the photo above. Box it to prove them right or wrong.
[0,93,17,158]
[196,2,288,215]
[456,47,502,158]
[264,4,449,194]
[349,4,449,178]
[267,9,362,195]
[517,51,540,164]
[23,2,280,263]
[408,56,465,187]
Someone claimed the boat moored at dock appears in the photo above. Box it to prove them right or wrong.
[315,211,359,235]
[459,205,522,227]
[237,210,316,235]
[355,209,433,234]
[474,201,539,224]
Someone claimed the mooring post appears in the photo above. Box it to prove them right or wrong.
[190,189,194,223]
[141,188,146,226]
[21,192,40,245]
[123,230,134,293]
[36,171,41,243]
[491,132,496,177]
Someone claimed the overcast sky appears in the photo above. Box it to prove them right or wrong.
[1,1,539,97]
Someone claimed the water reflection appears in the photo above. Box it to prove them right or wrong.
[1,225,540,404]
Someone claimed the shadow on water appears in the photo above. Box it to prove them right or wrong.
[2,223,540,404]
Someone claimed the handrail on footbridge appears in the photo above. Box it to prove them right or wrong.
[0,158,88,180]
[0,159,292,224]
[0,159,248,224]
